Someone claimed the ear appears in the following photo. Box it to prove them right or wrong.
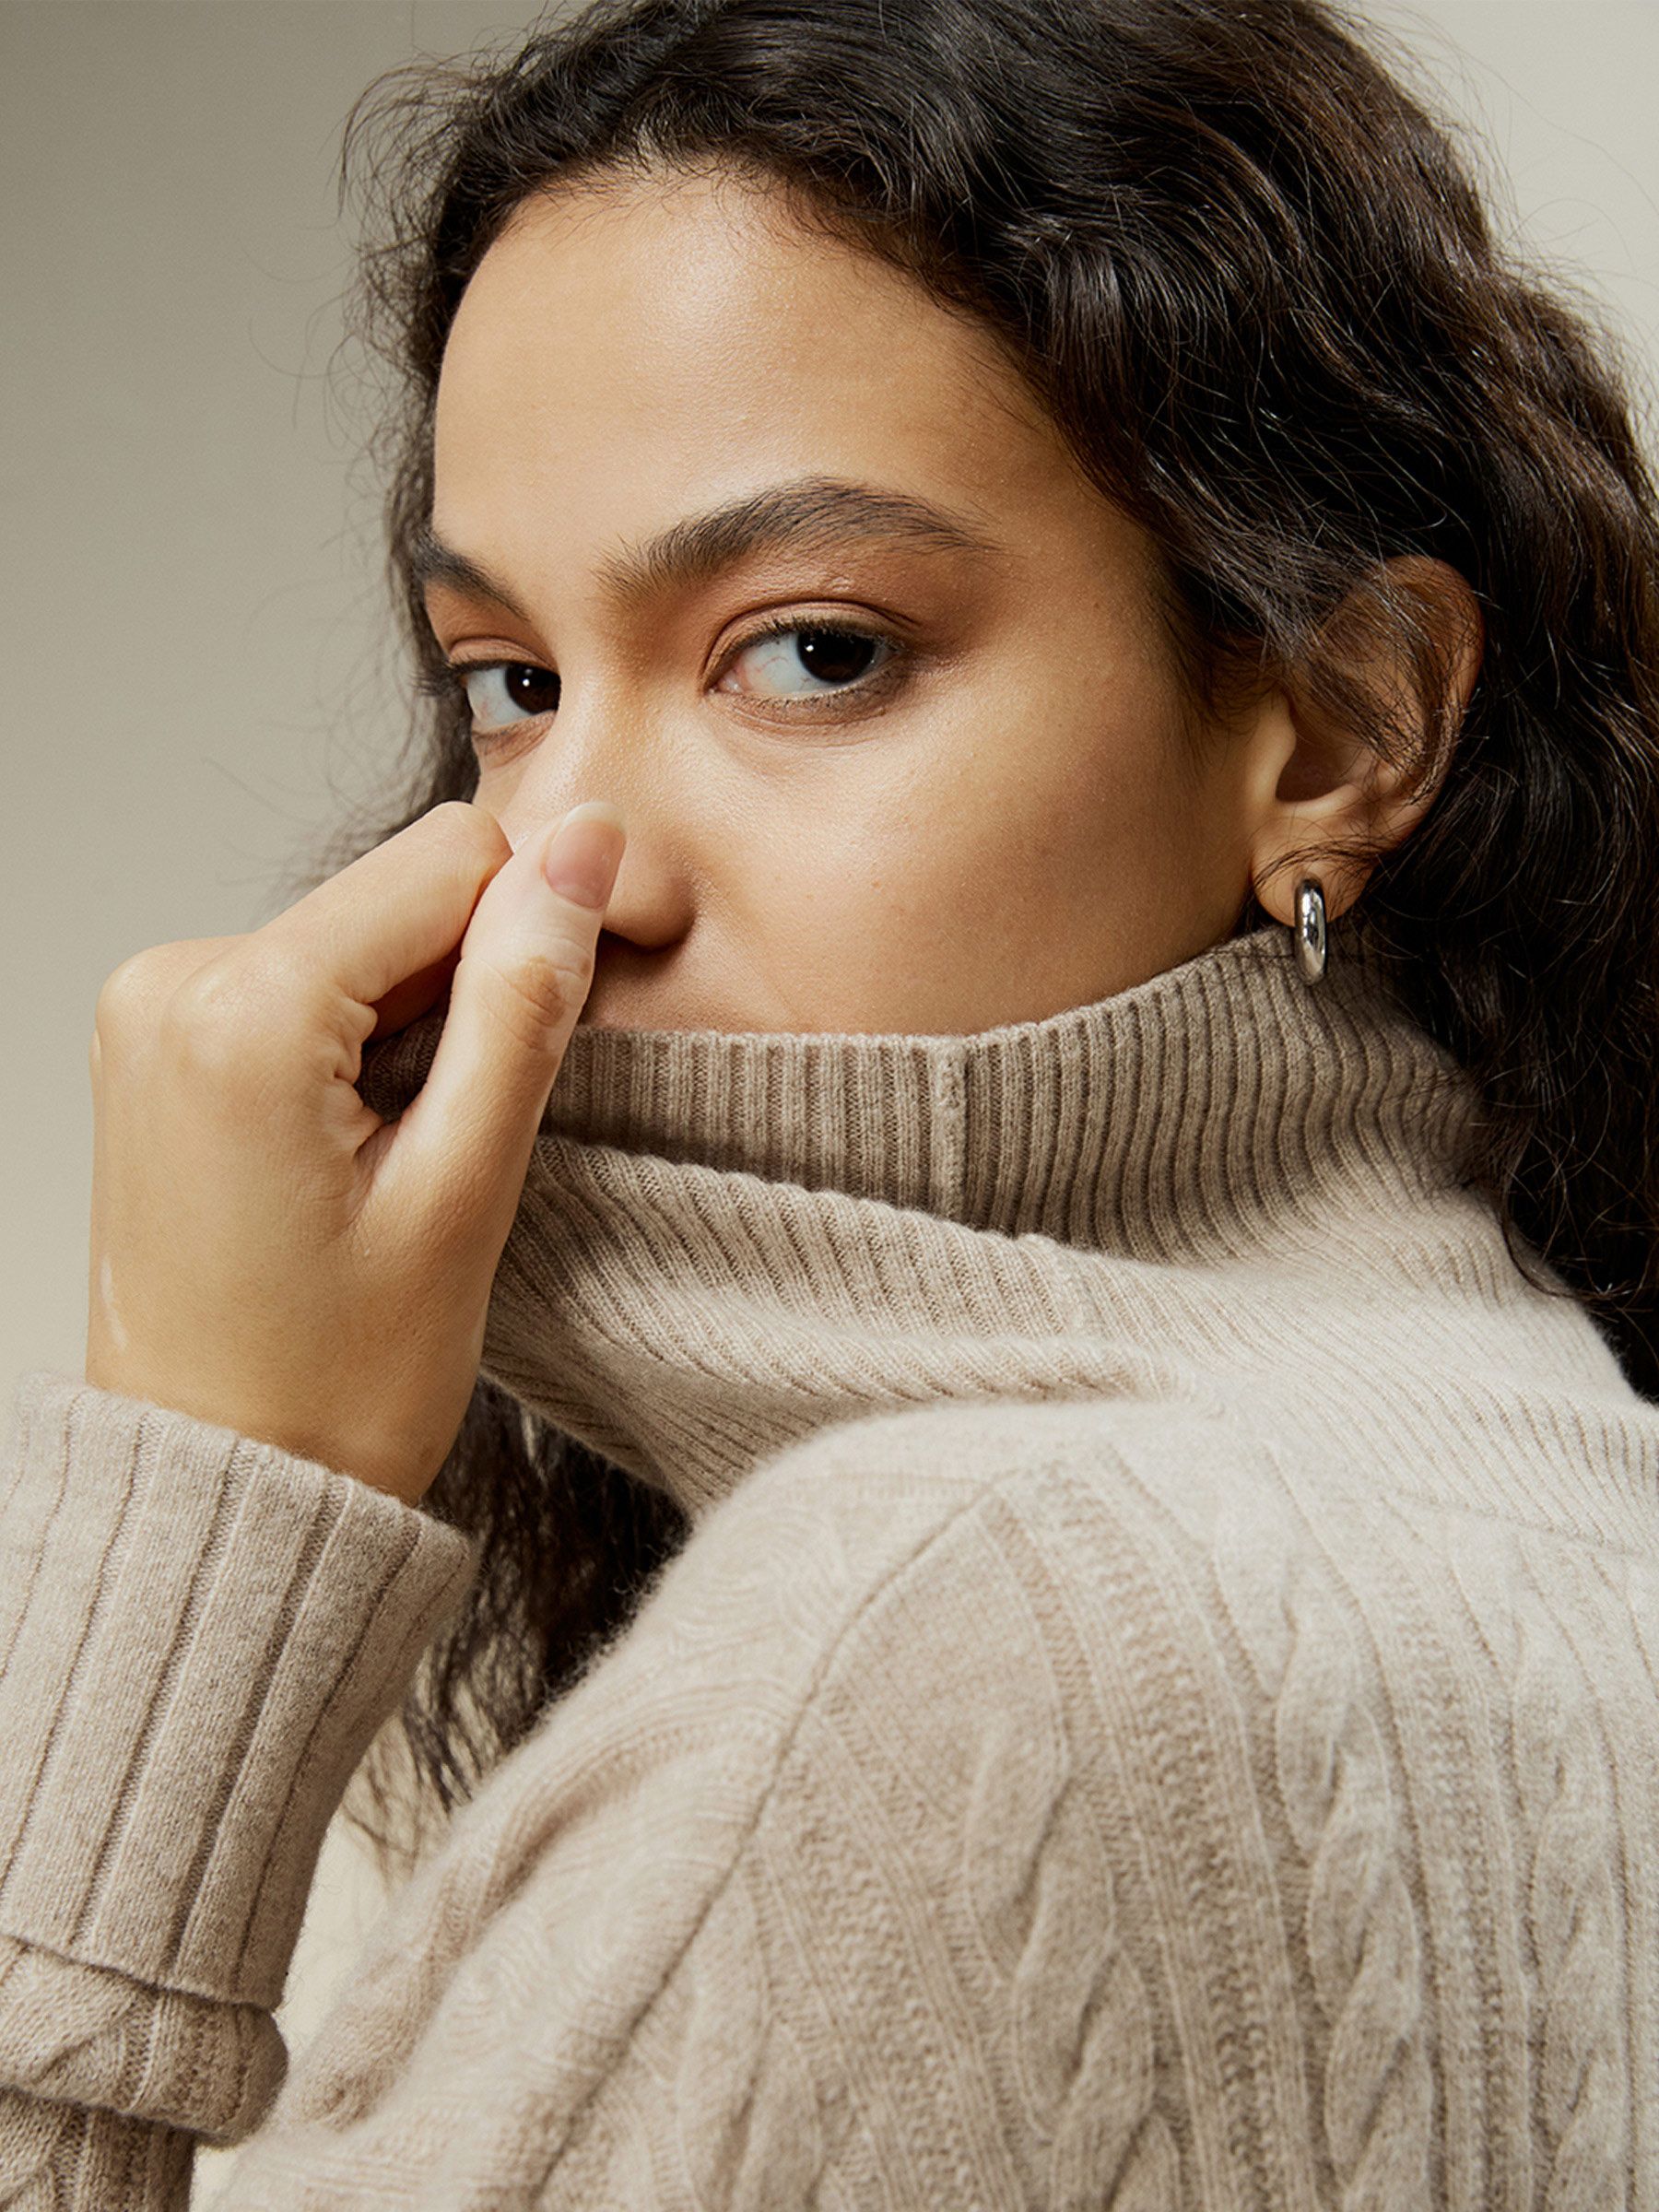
[1241,556,1484,927]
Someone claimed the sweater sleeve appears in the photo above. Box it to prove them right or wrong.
[0,1367,477,2210]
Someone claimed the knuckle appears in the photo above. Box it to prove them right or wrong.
[167,954,241,1027]
[94,936,241,1049]
[90,935,301,1098]
[159,947,305,1077]
[156,965,240,1073]
[93,947,163,1040]
[94,951,151,1026]
[475,939,592,1050]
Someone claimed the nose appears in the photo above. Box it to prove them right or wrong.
[487,712,690,955]
[487,691,637,849]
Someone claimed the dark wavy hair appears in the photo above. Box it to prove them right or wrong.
[290,0,1659,1864]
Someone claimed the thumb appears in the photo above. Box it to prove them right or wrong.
[388,800,627,1237]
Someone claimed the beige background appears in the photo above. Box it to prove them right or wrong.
[4,3,1655,2195]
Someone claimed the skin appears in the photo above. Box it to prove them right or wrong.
[426,160,1482,1036]
[83,159,1483,1502]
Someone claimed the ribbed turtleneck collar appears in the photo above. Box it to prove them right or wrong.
[356,911,1612,1521]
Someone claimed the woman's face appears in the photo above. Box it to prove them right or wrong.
[427,163,1278,1034]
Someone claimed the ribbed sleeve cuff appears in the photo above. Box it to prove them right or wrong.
[0,1369,477,2013]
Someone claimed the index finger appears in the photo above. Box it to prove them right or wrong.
[259,801,510,1018]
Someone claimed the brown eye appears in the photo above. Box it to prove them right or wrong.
[460,662,560,726]
[720,622,894,701]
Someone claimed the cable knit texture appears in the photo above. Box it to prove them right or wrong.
[2,908,1656,2207]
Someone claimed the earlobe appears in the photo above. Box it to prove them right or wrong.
[1239,691,1371,931]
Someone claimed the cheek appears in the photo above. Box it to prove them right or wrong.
[722,759,1143,992]
[914,675,1196,912]
[746,665,1187,927]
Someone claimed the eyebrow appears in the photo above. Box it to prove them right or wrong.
[409,475,1003,621]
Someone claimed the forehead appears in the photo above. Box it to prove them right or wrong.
[434,164,1066,519]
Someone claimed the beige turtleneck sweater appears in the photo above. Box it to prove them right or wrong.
[3,911,1656,2207]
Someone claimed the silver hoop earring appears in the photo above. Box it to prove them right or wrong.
[1292,877,1327,985]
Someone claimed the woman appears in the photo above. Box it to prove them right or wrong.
[4,0,1656,2201]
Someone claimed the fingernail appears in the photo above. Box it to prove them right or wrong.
[543,802,626,909]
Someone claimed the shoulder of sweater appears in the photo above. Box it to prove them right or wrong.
[694,1388,1313,1633]
[622,1393,1314,1766]
[674,1387,1654,1750]
[722,1379,1659,1584]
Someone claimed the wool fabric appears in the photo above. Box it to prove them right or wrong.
[2,908,1657,2208]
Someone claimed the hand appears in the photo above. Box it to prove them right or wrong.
[84,798,627,1505]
